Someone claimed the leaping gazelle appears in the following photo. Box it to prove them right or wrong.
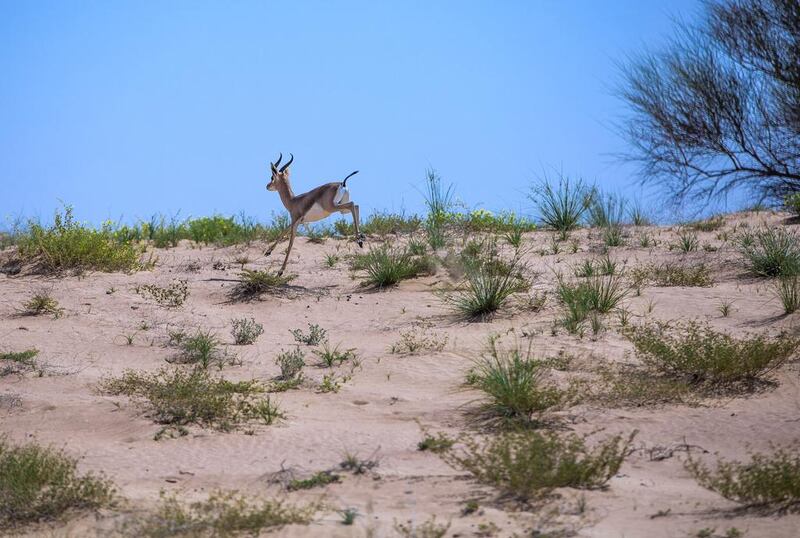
[265,153,365,275]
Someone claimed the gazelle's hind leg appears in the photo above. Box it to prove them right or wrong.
[264,225,291,256]
[335,202,364,247]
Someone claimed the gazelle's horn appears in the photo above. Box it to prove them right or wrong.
[279,153,294,172]
[272,153,283,169]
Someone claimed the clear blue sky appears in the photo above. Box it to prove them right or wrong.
[0,0,708,227]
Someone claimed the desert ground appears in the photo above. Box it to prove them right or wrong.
[2,210,800,537]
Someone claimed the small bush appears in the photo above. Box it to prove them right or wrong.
[630,263,713,287]
[738,226,800,277]
[354,245,434,288]
[290,323,327,346]
[418,433,455,454]
[0,436,115,529]
[230,317,264,345]
[626,322,799,389]
[287,471,340,491]
[275,348,305,380]
[101,368,283,431]
[21,290,64,318]
[130,490,315,537]
[440,430,633,501]
[675,229,699,252]
[390,326,448,355]
[136,280,189,307]
[686,444,800,512]
[530,173,590,233]
[468,338,566,422]
[16,205,142,273]
[0,349,38,377]
[229,270,294,301]
[313,342,357,368]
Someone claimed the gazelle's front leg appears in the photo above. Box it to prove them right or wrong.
[278,221,299,276]
[264,225,291,256]
[336,202,365,247]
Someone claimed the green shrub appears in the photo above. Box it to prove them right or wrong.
[290,323,327,346]
[16,206,142,272]
[468,338,566,422]
[335,212,422,237]
[101,368,282,431]
[287,471,340,491]
[354,245,434,287]
[275,348,305,380]
[628,200,651,226]
[230,317,264,345]
[130,490,315,537]
[418,433,455,453]
[738,226,800,277]
[170,330,234,369]
[0,436,115,529]
[22,290,64,318]
[229,270,294,301]
[626,322,798,388]
[686,444,800,512]
[0,349,39,376]
[529,173,590,234]
[440,430,633,501]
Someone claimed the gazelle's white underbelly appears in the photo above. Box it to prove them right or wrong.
[300,186,350,223]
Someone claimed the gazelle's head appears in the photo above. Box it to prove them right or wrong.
[267,153,293,191]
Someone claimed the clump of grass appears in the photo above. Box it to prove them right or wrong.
[136,280,189,307]
[626,322,799,390]
[738,226,800,277]
[686,444,800,513]
[16,205,143,273]
[556,275,627,334]
[775,276,800,314]
[674,229,699,252]
[323,252,339,268]
[339,451,380,475]
[440,430,634,501]
[422,168,455,249]
[441,242,529,319]
[529,173,590,235]
[587,189,626,229]
[230,317,264,345]
[628,200,651,226]
[575,255,617,277]
[229,269,294,301]
[353,245,434,288]
[0,436,115,529]
[630,263,713,287]
[100,368,283,431]
[21,290,64,318]
[467,337,567,423]
[290,323,327,345]
[130,490,315,537]
[287,471,340,491]
[275,348,305,381]
[503,225,525,249]
[313,342,357,368]
[169,330,235,369]
[394,516,451,538]
[389,326,448,355]
[0,349,39,377]
[418,432,455,454]
[687,215,725,232]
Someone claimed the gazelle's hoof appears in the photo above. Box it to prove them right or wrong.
[264,250,272,257]
[357,233,365,248]
[277,269,284,276]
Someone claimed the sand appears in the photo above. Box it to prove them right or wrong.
[1,210,799,537]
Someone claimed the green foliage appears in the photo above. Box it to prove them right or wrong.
[738,226,800,277]
[170,330,234,369]
[101,368,282,431]
[130,490,315,537]
[16,206,143,273]
[587,189,626,228]
[775,276,800,314]
[418,433,455,454]
[313,342,357,368]
[423,168,456,249]
[628,200,651,226]
[0,436,115,529]
[675,229,699,252]
[556,274,627,332]
[287,471,340,491]
[335,212,422,237]
[687,215,725,232]
[275,348,305,380]
[440,430,633,501]
[22,290,64,318]
[0,349,38,365]
[354,245,435,287]
[290,323,328,345]
[468,337,566,422]
[230,317,264,345]
[626,321,799,388]
[785,192,800,215]
[575,255,618,277]
[229,270,294,301]
[530,173,590,233]
[136,280,189,307]
[686,444,800,512]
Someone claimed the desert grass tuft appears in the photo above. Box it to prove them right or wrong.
[738,226,800,277]
[440,430,634,501]
[229,269,294,301]
[21,289,64,318]
[169,330,235,369]
[313,342,357,368]
[353,245,435,288]
[686,444,800,513]
[775,276,800,314]
[100,367,283,431]
[529,173,590,234]
[0,436,115,529]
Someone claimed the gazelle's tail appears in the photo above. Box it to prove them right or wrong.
[342,170,359,187]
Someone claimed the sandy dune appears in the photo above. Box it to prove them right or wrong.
[2,210,799,537]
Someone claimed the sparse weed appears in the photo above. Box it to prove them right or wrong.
[0,436,115,529]
[275,348,305,380]
[136,280,189,307]
[390,326,448,355]
[290,323,328,346]
[0,348,39,377]
[287,471,340,491]
[230,317,264,345]
[440,430,634,501]
[21,290,64,318]
[229,269,294,301]
[718,299,734,318]
[687,215,725,232]
[394,516,451,538]
[418,432,455,454]
[630,263,713,287]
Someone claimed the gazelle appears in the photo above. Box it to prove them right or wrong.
[265,153,365,275]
